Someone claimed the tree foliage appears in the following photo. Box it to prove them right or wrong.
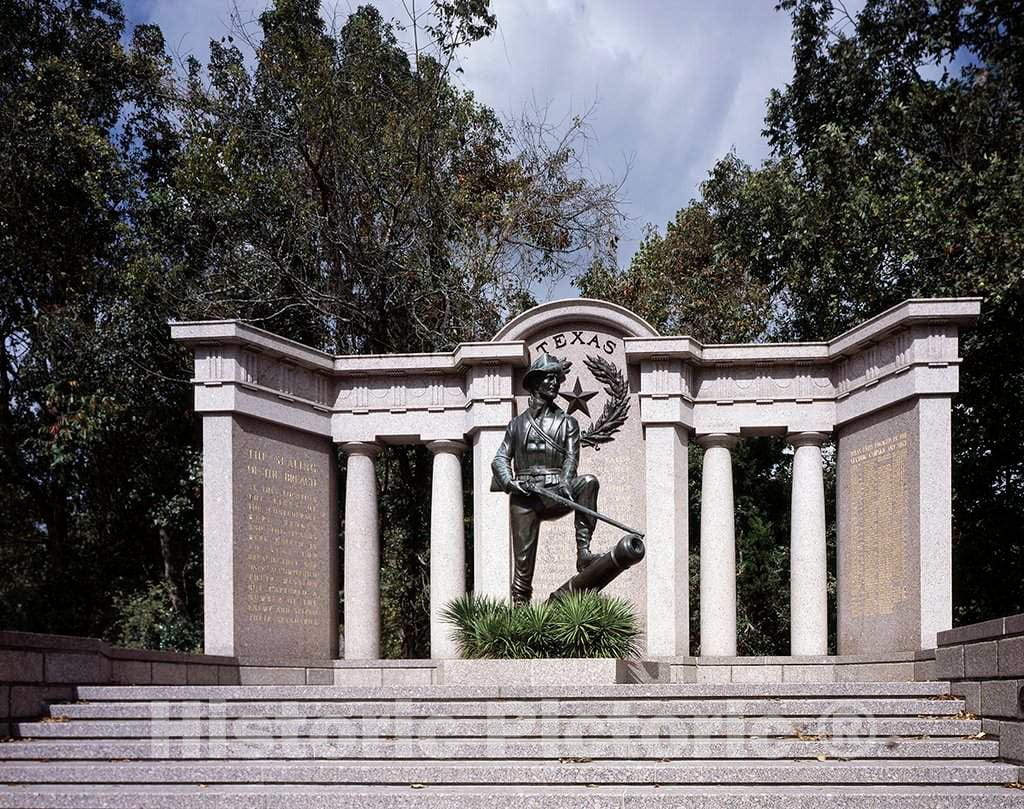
[765,0,1024,626]
[0,0,199,637]
[583,0,1024,649]
[0,0,624,655]
[153,0,621,353]
[582,154,777,344]
[151,0,622,657]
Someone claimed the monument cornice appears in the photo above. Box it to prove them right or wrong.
[170,320,336,372]
[172,298,980,381]
[827,297,982,357]
[331,342,529,375]
[623,297,981,366]
[170,321,530,375]
[624,338,829,364]
[172,297,981,441]
[493,297,660,341]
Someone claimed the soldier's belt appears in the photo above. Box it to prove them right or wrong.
[516,467,562,478]
[515,470,561,487]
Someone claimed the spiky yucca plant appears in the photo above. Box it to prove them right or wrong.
[441,591,640,659]
[550,591,641,658]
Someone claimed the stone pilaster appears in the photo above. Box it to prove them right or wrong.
[916,397,952,650]
[201,415,235,657]
[644,424,689,656]
[471,427,511,600]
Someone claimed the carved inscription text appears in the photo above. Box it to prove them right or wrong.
[848,432,910,618]
[535,331,618,356]
[241,448,326,628]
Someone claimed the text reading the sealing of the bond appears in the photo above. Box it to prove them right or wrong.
[242,447,325,629]
[848,431,910,618]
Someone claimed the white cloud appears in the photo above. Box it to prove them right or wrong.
[126,0,795,289]
[469,2,793,233]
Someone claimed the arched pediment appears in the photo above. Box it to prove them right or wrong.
[493,298,659,342]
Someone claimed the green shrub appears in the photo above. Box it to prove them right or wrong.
[442,591,641,659]
[112,581,202,653]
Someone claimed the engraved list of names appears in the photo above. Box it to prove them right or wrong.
[240,444,327,630]
[847,431,910,618]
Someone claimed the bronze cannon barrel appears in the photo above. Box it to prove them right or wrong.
[548,533,646,601]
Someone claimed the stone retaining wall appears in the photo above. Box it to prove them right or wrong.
[932,614,1024,764]
[0,632,444,731]
[0,631,238,735]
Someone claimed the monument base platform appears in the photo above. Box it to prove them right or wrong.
[219,651,935,687]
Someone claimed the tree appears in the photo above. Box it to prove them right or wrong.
[0,0,200,641]
[764,0,1024,625]
[581,153,780,344]
[0,0,624,654]
[151,0,622,354]
[142,0,624,656]
[0,0,625,656]
[583,0,1024,646]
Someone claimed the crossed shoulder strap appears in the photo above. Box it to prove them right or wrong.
[524,409,567,458]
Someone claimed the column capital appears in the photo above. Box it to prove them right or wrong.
[427,439,467,455]
[341,441,381,458]
[696,432,739,450]
[787,431,830,448]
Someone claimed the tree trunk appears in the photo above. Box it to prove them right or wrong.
[158,525,186,613]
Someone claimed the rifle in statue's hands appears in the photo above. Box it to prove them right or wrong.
[516,482,647,601]
[523,483,645,538]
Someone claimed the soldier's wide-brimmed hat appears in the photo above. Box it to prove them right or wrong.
[522,353,572,391]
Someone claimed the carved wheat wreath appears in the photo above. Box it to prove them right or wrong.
[580,354,630,449]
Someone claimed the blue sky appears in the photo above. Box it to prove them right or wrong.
[123,1,800,293]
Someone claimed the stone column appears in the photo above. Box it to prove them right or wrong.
[644,424,689,656]
[698,434,738,656]
[342,442,381,660]
[429,440,467,657]
[788,432,829,656]
[471,427,511,599]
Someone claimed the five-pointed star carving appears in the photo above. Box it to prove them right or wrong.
[559,377,599,417]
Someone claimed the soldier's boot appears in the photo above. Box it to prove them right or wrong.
[573,474,600,573]
[576,544,599,573]
[575,534,599,573]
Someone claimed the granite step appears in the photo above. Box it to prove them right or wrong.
[0,759,1017,785]
[3,784,1024,809]
[71,682,953,701]
[16,715,982,738]
[0,737,1000,760]
[47,697,966,720]
[1,682,1011,806]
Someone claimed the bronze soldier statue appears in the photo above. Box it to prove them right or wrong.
[491,353,600,604]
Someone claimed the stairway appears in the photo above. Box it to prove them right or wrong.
[1,680,1021,807]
